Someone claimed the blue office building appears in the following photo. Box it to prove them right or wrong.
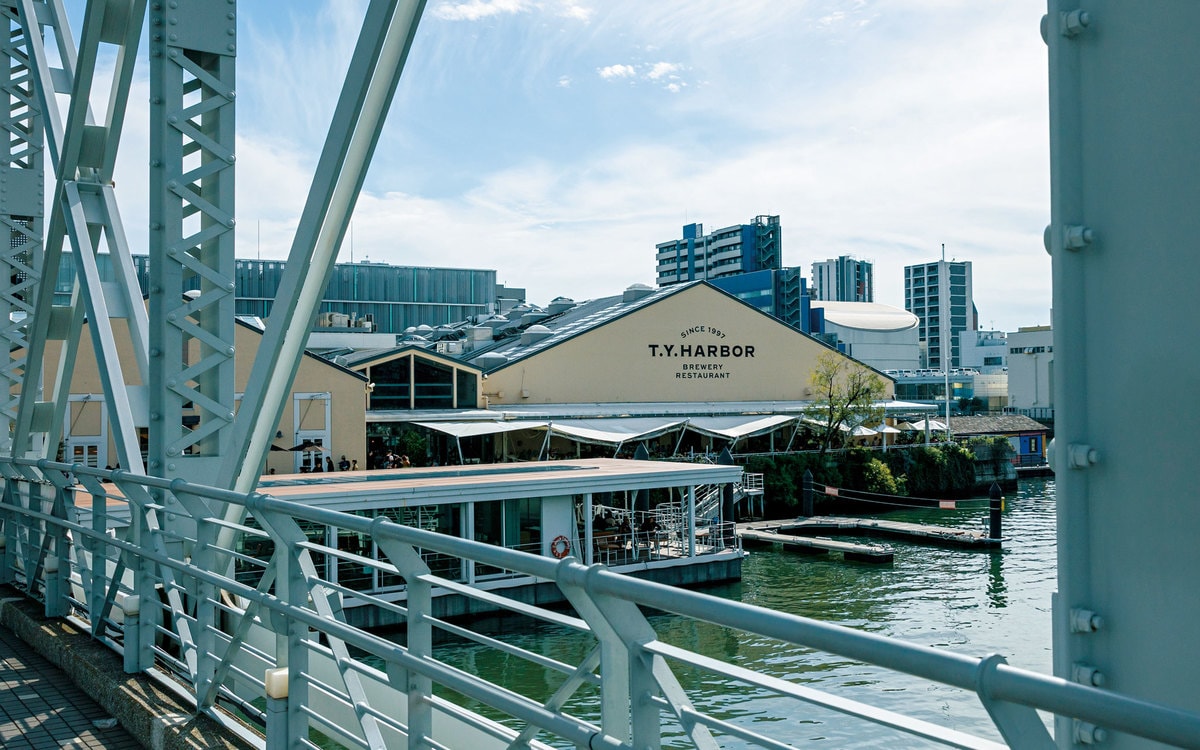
[655,215,781,286]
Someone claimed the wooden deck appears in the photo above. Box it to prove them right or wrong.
[739,516,1001,553]
[738,527,894,563]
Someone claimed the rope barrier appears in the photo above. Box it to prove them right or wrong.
[813,482,989,511]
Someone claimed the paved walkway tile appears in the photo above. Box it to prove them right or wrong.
[0,625,142,749]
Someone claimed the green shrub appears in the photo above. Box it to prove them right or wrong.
[862,458,902,495]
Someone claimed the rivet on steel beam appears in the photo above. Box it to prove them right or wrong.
[149,348,161,357]
[1061,9,1091,37]
[150,412,161,421]
[167,448,178,457]
[1074,721,1107,745]
[225,346,235,356]
[226,411,235,421]
[1064,224,1093,250]
[1072,664,1106,687]
[167,378,177,388]
[1070,608,1104,633]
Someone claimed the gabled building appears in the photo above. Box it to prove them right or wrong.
[30,315,368,476]
[462,282,891,407]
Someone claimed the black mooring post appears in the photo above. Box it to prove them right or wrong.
[989,481,1003,540]
[802,469,814,517]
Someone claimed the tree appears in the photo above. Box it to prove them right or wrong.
[806,351,887,459]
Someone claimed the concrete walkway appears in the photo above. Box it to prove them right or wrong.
[0,625,141,749]
[0,588,254,750]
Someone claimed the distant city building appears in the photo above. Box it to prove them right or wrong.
[54,254,502,334]
[810,300,919,371]
[1006,325,1053,420]
[655,215,781,286]
[903,259,977,369]
[959,329,1008,373]
[708,268,820,334]
[811,255,873,302]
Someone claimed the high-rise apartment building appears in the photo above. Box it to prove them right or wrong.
[903,259,976,369]
[655,215,781,286]
[811,255,873,302]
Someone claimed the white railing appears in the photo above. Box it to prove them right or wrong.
[2,459,1200,750]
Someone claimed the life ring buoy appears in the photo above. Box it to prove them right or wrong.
[550,535,571,559]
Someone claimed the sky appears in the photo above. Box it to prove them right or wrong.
[106,0,1053,332]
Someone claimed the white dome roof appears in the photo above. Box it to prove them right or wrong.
[812,301,918,332]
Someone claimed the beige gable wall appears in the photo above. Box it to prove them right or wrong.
[484,284,894,405]
[35,320,366,474]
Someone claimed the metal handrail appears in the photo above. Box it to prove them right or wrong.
[2,458,1199,749]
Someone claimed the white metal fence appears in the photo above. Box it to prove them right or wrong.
[2,458,1199,749]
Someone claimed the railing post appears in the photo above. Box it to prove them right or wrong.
[43,554,64,617]
[122,595,143,674]
[0,535,10,585]
[264,667,290,750]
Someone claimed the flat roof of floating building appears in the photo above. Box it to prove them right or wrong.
[256,458,744,512]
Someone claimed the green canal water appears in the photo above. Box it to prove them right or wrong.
[430,477,1058,747]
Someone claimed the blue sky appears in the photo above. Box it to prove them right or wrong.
[110,0,1052,331]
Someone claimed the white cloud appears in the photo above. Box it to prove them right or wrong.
[597,64,636,79]
[556,1,593,22]
[645,62,681,80]
[597,61,687,90]
[430,0,591,22]
[557,75,572,88]
[431,0,529,22]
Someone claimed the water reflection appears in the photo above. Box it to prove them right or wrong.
[421,478,1057,748]
[988,551,1008,608]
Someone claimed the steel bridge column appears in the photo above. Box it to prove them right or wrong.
[148,0,237,485]
[1046,2,1200,747]
[0,3,43,454]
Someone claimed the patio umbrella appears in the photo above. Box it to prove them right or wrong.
[872,422,901,450]
[289,440,328,453]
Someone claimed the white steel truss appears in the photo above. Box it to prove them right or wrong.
[10,0,148,477]
[147,1,237,483]
[0,2,42,451]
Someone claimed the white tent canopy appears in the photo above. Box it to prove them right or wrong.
[548,418,688,447]
[413,421,547,438]
[686,414,797,440]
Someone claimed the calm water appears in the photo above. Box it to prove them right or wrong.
[431,477,1058,747]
